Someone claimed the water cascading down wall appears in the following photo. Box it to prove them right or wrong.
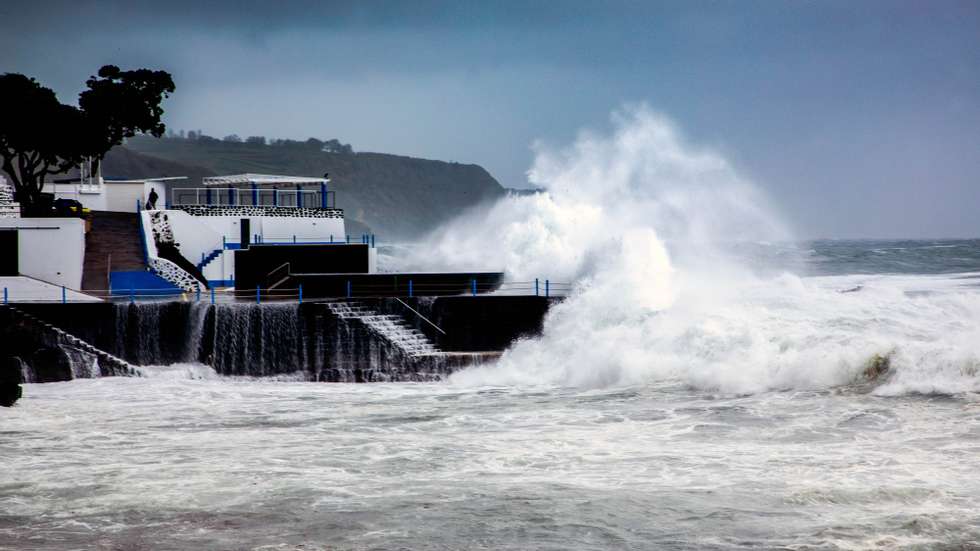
[9,298,552,383]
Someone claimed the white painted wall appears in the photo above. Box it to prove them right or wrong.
[105,182,151,213]
[45,181,154,213]
[139,210,158,258]
[0,218,85,289]
[190,215,345,245]
[193,216,242,243]
[259,217,345,243]
[162,210,222,267]
[140,209,233,283]
[139,209,355,285]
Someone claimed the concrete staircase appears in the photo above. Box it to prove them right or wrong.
[325,301,440,356]
[2,305,140,378]
[83,212,146,291]
[196,248,223,271]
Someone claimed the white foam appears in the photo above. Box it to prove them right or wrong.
[388,105,980,395]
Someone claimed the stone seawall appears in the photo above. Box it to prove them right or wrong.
[5,296,556,384]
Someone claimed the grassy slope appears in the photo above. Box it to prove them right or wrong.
[124,136,505,239]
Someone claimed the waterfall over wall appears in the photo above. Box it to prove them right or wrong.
[111,301,458,381]
[9,297,551,383]
[115,302,210,365]
[209,304,308,377]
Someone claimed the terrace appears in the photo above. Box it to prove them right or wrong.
[170,173,337,210]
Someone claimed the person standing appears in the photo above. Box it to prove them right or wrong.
[146,187,159,210]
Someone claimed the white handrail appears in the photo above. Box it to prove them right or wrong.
[395,298,447,335]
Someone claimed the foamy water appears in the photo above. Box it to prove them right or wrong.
[4,108,980,549]
[3,376,980,549]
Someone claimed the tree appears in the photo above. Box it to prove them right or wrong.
[0,74,89,211]
[222,134,242,143]
[0,65,174,213]
[78,65,175,176]
[245,135,266,145]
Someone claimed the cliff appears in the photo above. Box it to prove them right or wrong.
[116,136,505,238]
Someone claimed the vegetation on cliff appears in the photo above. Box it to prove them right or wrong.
[121,135,505,238]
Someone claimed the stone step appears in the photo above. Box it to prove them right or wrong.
[325,301,441,357]
[82,211,146,290]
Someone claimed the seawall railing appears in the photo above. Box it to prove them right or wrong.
[0,280,573,304]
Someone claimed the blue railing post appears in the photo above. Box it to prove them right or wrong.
[228,187,235,205]
[210,287,215,305]
[471,279,477,296]
[256,285,261,304]
[206,188,212,205]
[296,184,303,208]
[346,234,350,244]
[292,235,296,244]
[3,287,7,305]
[196,287,201,302]
[408,280,413,298]
[201,252,205,265]
[136,199,141,213]
[252,183,258,205]
[61,286,66,304]
[535,278,539,296]
[298,284,303,304]
[273,189,278,207]
[371,234,375,248]
[329,234,333,243]
[546,279,550,297]
[346,280,352,298]
[320,182,327,209]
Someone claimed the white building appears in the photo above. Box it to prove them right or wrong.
[3,168,372,297]
[136,173,370,292]
[0,175,92,299]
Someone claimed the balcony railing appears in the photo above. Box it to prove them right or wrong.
[171,188,336,209]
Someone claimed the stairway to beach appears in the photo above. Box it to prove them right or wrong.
[82,212,145,291]
[325,301,440,356]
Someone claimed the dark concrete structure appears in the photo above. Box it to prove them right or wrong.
[7,295,558,384]
[234,243,505,298]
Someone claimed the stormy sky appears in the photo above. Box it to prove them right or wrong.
[2,0,978,238]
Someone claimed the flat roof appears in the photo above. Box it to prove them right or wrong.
[202,173,329,186]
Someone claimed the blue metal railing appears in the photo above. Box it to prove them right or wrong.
[171,188,337,209]
[222,234,377,248]
[0,280,572,304]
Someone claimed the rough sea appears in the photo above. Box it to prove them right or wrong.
[3,239,980,550]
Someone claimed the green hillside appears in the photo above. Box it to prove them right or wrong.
[122,136,505,239]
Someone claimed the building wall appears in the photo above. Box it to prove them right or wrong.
[46,181,155,213]
[137,208,354,286]
[171,212,346,246]
[0,218,86,289]
[105,182,154,213]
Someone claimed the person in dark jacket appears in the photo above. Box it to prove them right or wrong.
[146,188,159,210]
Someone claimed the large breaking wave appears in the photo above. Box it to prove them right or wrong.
[406,106,980,394]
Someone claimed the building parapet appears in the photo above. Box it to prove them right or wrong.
[171,187,336,210]
[172,204,343,219]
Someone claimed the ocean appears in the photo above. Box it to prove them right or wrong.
[3,239,980,550]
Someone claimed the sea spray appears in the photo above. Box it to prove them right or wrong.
[397,105,980,394]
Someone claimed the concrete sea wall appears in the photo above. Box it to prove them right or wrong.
[2,296,556,385]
